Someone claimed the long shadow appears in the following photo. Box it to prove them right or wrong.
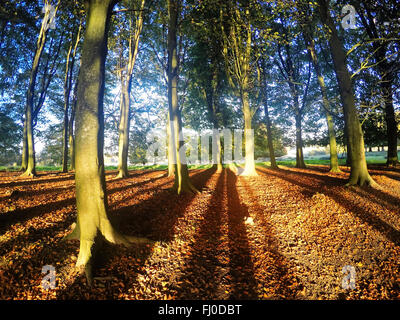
[0,209,76,257]
[257,167,400,247]
[226,169,258,299]
[0,198,76,234]
[0,174,75,189]
[0,169,152,189]
[73,168,219,298]
[239,175,302,299]
[109,178,173,209]
[261,166,400,211]
[174,169,225,299]
[106,172,167,195]
[111,168,216,242]
[0,172,169,234]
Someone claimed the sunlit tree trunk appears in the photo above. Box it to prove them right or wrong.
[62,21,82,173]
[116,0,145,178]
[21,10,50,177]
[220,3,257,176]
[350,1,398,166]
[167,0,198,193]
[68,72,78,171]
[167,111,175,177]
[21,120,28,171]
[62,44,72,173]
[263,103,277,169]
[304,33,340,172]
[295,111,306,169]
[318,0,375,186]
[241,90,257,175]
[116,84,131,178]
[205,70,223,172]
[66,0,149,284]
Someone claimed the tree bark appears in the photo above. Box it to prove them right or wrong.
[116,85,131,178]
[381,76,398,166]
[295,112,306,169]
[241,90,257,175]
[21,10,49,177]
[167,0,198,193]
[303,31,340,172]
[68,0,150,284]
[264,103,278,169]
[167,111,175,177]
[318,0,375,186]
[116,0,144,178]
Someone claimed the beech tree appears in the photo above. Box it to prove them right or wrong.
[298,1,340,172]
[114,0,145,178]
[22,0,60,176]
[166,0,198,193]
[62,12,82,173]
[64,0,150,283]
[350,0,399,166]
[317,0,375,186]
[220,0,259,176]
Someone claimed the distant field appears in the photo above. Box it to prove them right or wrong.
[0,163,214,172]
[1,151,399,172]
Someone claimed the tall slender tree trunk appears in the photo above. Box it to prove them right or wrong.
[212,118,223,172]
[167,0,198,194]
[69,73,78,171]
[240,90,257,176]
[115,0,144,178]
[65,0,149,284]
[24,99,36,177]
[21,20,48,177]
[116,85,131,178]
[205,71,223,172]
[21,119,28,171]
[318,0,375,186]
[381,76,398,166]
[167,111,175,177]
[62,21,81,173]
[62,104,69,173]
[264,104,278,169]
[304,33,340,172]
[295,112,306,169]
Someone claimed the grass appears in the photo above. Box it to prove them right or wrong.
[0,163,214,172]
[1,151,398,172]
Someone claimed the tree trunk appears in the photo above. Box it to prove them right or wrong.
[62,102,69,173]
[295,112,306,169]
[116,0,144,178]
[241,90,257,176]
[21,118,28,171]
[264,104,278,169]
[381,77,398,166]
[304,32,340,172]
[205,73,223,172]
[167,0,198,193]
[21,12,49,177]
[167,111,175,177]
[68,86,77,171]
[67,0,149,284]
[318,0,375,186]
[116,85,130,178]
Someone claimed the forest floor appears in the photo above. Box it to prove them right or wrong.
[0,165,399,300]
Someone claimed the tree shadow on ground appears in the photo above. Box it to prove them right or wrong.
[226,170,258,299]
[257,167,400,247]
[239,173,303,299]
[173,169,226,299]
[55,168,218,298]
